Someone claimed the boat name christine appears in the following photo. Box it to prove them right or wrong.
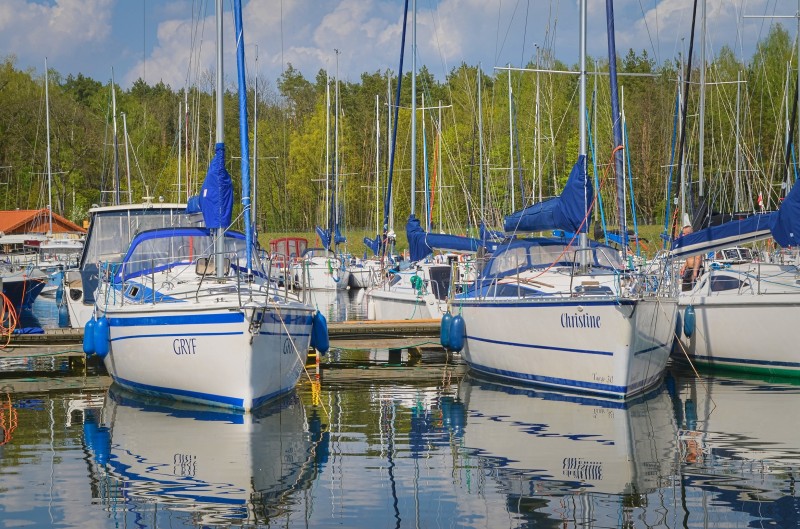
[560,313,601,329]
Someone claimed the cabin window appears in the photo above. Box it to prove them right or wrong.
[488,247,529,276]
[709,275,746,292]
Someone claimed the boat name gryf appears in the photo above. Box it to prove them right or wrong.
[560,312,601,328]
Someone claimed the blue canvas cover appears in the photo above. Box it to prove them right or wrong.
[480,222,504,242]
[503,155,593,234]
[364,234,381,255]
[200,143,233,229]
[316,225,347,250]
[186,195,202,214]
[671,213,774,258]
[406,215,481,262]
[770,180,800,247]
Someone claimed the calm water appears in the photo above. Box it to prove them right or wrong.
[1,342,799,528]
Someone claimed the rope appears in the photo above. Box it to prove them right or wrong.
[0,293,19,348]
[0,393,18,446]
[271,302,331,423]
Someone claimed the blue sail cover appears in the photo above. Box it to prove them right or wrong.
[671,180,800,256]
[480,222,504,242]
[406,215,481,262]
[200,143,233,229]
[364,234,381,255]
[770,179,800,247]
[671,212,775,258]
[315,225,347,250]
[503,155,592,234]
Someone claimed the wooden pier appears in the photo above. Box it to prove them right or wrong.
[0,319,444,363]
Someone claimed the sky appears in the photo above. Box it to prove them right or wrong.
[0,0,794,90]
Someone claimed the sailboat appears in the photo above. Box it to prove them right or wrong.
[292,70,350,291]
[82,0,322,411]
[366,0,480,321]
[672,183,800,377]
[669,5,800,378]
[454,0,678,399]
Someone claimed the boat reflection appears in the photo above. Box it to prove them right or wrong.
[453,374,676,521]
[667,368,800,524]
[82,386,328,527]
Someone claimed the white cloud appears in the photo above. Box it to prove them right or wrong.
[0,0,112,62]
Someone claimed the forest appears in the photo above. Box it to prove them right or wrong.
[0,24,796,248]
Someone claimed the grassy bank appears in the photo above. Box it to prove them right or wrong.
[260,224,670,259]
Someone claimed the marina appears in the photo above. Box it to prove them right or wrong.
[2,0,800,527]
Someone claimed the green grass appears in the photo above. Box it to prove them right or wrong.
[260,225,668,259]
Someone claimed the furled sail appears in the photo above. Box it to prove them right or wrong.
[503,155,592,234]
[193,142,233,229]
[406,215,481,262]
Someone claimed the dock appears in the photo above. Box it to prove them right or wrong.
[0,319,444,362]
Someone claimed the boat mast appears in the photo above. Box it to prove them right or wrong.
[252,45,258,237]
[334,49,341,253]
[508,63,515,211]
[477,63,484,219]
[606,0,627,257]
[44,57,53,234]
[233,0,253,273]
[698,0,706,199]
[410,0,417,218]
[375,94,380,235]
[578,0,588,249]
[325,71,330,248]
[121,112,132,203]
[214,0,225,277]
[111,68,120,206]
[382,1,409,247]
[177,101,182,201]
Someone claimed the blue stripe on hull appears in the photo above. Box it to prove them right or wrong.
[464,362,663,398]
[108,312,245,326]
[458,298,635,309]
[111,331,243,342]
[467,334,614,356]
[112,375,294,411]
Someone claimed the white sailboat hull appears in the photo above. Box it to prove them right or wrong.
[459,296,677,397]
[368,288,444,320]
[101,303,313,411]
[677,292,800,377]
[292,260,349,290]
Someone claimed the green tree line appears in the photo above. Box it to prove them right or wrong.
[0,25,796,244]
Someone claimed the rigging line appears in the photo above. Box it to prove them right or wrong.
[521,0,530,68]
[635,0,659,64]
[494,0,524,67]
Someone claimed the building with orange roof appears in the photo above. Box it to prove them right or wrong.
[0,209,86,236]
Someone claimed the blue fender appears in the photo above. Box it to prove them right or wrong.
[83,318,96,356]
[683,305,696,338]
[440,312,453,349]
[448,315,465,352]
[310,311,329,354]
[94,316,110,359]
[674,310,682,338]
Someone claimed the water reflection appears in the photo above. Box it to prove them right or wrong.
[83,386,327,527]
[452,375,677,525]
[3,355,800,528]
[301,288,368,322]
[667,368,800,527]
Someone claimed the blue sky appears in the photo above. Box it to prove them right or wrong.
[0,0,789,90]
